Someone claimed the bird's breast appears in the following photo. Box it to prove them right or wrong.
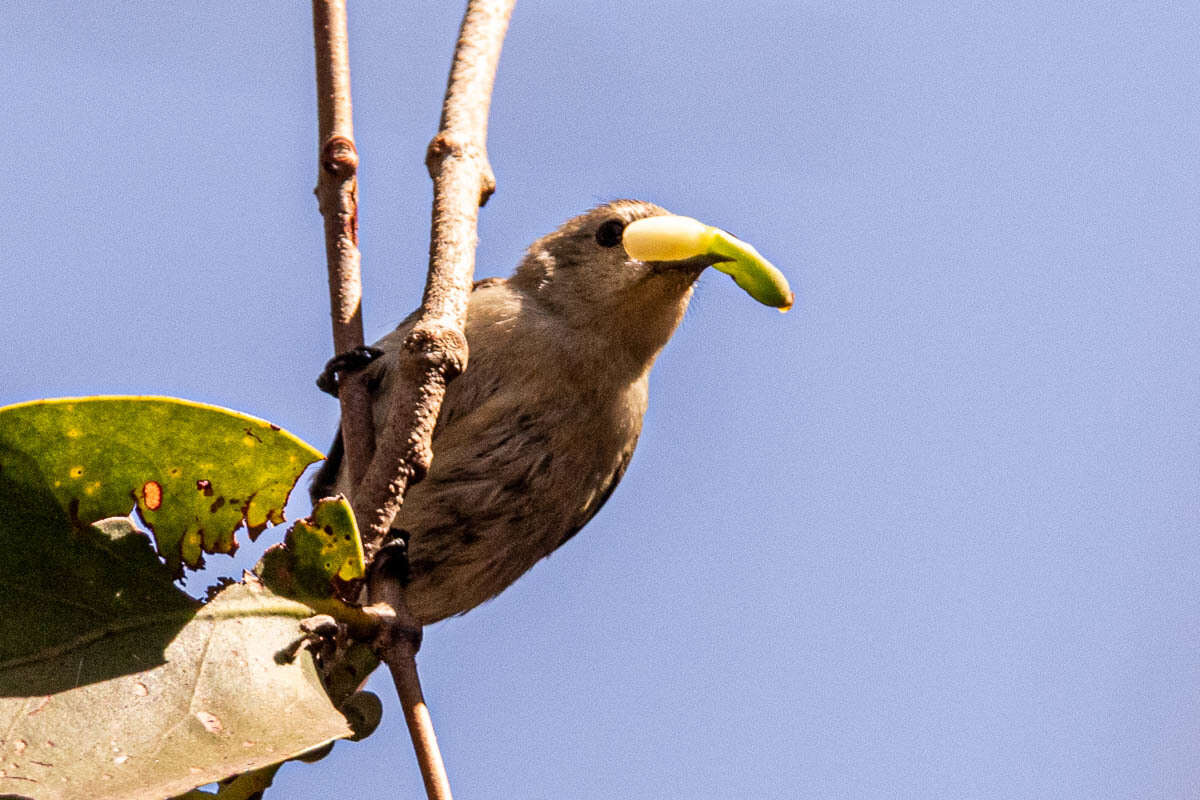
[392,363,648,623]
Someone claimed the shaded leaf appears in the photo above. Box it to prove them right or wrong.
[0,396,322,574]
[0,397,354,798]
[173,762,282,799]
[0,514,197,694]
[0,579,352,800]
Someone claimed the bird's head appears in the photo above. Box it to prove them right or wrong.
[511,199,791,369]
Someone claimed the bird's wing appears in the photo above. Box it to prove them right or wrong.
[311,278,511,503]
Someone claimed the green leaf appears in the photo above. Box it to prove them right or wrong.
[0,514,199,693]
[0,577,352,800]
[0,396,356,798]
[0,396,323,574]
[287,496,366,590]
[253,497,379,642]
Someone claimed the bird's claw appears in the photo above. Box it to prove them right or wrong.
[374,531,411,585]
[316,345,384,397]
[364,532,422,653]
[276,614,342,664]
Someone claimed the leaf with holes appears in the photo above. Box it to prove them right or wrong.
[0,396,354,798]
[0,396,322,574]
[0,396,322,669]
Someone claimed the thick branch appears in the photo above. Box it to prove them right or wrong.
[313,4,514,800]
[313,0,373,485]
[352,0,515,551]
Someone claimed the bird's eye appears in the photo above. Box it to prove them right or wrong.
[594,219,626,248]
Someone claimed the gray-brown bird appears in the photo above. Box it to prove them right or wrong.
[312,199,790,624]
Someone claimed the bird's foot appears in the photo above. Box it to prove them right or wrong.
[276,614,340,664]
[316,345,384,397]
[374,530,411,585]
[365,530,422,654]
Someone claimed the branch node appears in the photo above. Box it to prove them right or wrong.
[321,135,359,179]
[425,131,473,169]
[406,451,431,486]
[425,133,494,205]
[404,322,468,382]
[479,164,497,206]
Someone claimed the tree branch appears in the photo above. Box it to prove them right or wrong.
[312,0,373,486]
[356,5,513,795]
[313,3,515,799]
[313,3,458,799]
[351,0,515,553]
[368,559,453,800]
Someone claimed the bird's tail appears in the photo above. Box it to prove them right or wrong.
[309,429,345,504]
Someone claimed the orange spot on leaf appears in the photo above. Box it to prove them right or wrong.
[142,480,163,511]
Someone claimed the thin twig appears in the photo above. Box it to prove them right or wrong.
[369,562,453,800]
[312,3,515,799]
[312,2,456,797]
[312,0,373,485]
[390,651,451,799]
[351,0,515,552]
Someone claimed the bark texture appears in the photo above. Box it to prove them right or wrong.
[351,0,515,553]
[312,0,373,485]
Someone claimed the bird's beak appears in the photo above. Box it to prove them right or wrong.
[622,215,794,312]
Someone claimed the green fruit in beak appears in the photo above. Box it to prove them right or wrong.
[622,215,794,312]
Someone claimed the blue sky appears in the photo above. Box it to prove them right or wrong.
[3,2,1198,798]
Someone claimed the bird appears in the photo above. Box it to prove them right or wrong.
[311,199,790,624]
